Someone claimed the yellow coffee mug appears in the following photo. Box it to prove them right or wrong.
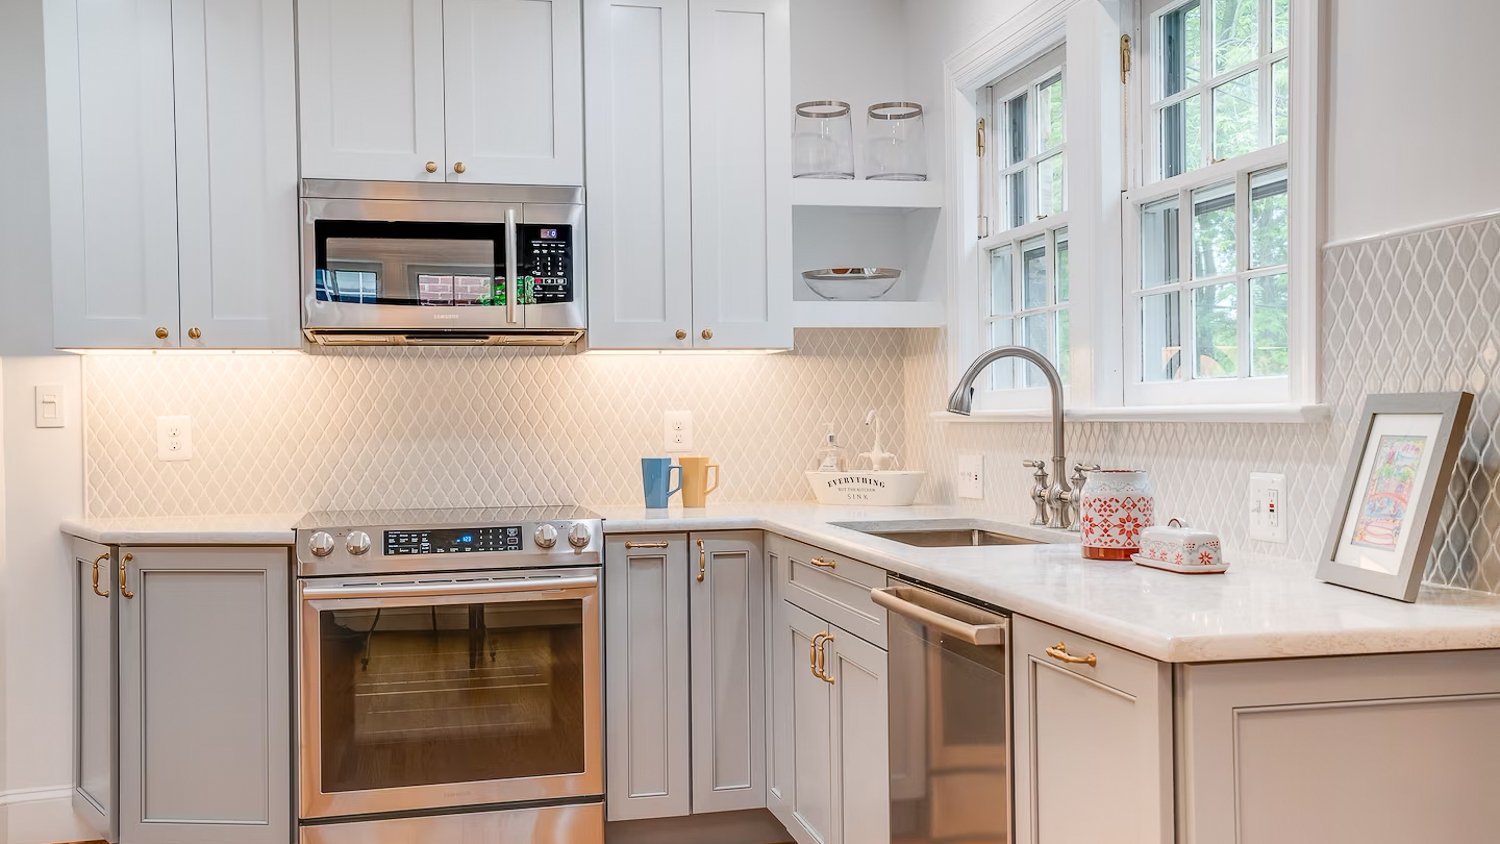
[678,456,721,508]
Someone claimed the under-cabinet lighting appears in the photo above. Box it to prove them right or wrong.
[583,348,791,357]
[62,348,306,356]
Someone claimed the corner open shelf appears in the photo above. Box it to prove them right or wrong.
[793,298,945,329]
[791,178,943,209]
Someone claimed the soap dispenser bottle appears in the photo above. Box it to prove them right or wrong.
[814,422,847,473]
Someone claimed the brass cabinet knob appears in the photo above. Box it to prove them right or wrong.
[675,329,688,340]
[701,328,713,340]
[187,327,201,340]
[453,161,466,174]
[425,161,438,173]
[154,326,169,340]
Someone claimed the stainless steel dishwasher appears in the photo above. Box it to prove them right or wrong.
[871,576,1012,843]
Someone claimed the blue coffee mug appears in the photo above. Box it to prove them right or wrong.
[642,457,683,509]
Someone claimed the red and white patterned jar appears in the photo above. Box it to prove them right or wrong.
[1079,469,1156,561]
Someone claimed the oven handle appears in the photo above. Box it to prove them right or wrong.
[302,573,597,601]
[870,585,1008,646]
[505,207,519,325]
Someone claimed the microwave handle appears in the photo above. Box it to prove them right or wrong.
[302,573,597,601]
[505,207,519,325]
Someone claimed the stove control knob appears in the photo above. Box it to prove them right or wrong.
[567,522,592,549]
[309,531,336,558]
[346,531,372,556]
[534,523,559,549]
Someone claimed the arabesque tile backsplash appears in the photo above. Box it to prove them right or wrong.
[84,213,1500,593]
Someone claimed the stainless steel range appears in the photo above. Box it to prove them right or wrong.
[295,507,603,843]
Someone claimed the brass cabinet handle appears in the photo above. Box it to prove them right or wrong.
[819,633,835,684]
[809,556,837,569]
[624,540,669,550]
[154,326,169,340]
[700,328,713,340]
[696,538,706,583]
[810,632,825,678]
[1045,641,1097,668]
[91,552,110,598]
[119,553,136,600]
[675,329,688,340]
[187,327,201,340]
[453,161,466,174]
[425,161,439,173]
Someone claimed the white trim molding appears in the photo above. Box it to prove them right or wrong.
[930,402,1330,424]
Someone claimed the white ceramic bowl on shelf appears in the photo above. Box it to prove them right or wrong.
[806,470,925,505]
[801,267,902,300]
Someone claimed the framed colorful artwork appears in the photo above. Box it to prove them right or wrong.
[1317,392,1473,602]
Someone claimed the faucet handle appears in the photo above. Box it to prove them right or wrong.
[1022,460,1050,527]
[1071,462,1100,488]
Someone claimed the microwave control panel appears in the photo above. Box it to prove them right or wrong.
[520,224,575,304]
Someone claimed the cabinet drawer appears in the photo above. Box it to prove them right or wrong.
[770,535,886,648]
[1014,616,1161,689]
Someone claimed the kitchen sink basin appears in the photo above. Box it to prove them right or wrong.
[832,520,1043,547]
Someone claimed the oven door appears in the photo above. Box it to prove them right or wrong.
[298,569,603,820]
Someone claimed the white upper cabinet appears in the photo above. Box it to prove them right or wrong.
[584,0,791,349]
[45,0,300,349]
[298,0,583,185]
[296,0,447,182]
[583,0,694,348]
[688,0,792,349]
[172,0,300,348]
[444,0,583,184]
[45,0,181,349]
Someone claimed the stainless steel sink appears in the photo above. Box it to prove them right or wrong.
[832,520,1043,547]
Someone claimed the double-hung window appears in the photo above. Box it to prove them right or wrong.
[1126,0,1299,405]
[980,47,1071,391]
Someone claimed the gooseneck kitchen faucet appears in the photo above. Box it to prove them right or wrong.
[946,345,1088,530]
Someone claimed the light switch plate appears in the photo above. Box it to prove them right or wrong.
[1248,472,1287,543]
[157,415,192,461]
[34,385,64,428]
[957,454,984,499]
[663,410,693,453]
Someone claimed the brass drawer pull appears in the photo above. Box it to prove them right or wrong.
[696,538,706,583]
[624,540,669,550]
[1045,641,1096,668]
[119,553,136,600]
[91,552,110,598]
[819,633,835,684]
[809,556,837,569]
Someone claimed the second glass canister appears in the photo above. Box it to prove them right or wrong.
[865,101,926,181]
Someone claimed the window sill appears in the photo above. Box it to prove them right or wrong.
[929,403,1331,424]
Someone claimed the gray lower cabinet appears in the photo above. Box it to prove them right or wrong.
[604,531,766,821]
[114,546,290,844]
[73,538,118,842]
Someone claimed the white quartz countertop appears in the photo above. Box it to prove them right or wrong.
[60,502,1500,663]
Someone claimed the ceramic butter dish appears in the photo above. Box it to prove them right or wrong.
[1134,521,1226,574]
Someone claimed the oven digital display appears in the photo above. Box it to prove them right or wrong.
[384,526,524,555]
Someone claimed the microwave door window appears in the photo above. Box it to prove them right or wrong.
[314,221,506,307]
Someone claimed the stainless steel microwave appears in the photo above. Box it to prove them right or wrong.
[300,180,586,346]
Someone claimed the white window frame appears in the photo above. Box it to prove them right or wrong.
[1122,0,1323,409]
[982,225,1071,393]
[990,58,1069,235]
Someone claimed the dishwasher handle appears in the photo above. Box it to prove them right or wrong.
[871,585,1008,646]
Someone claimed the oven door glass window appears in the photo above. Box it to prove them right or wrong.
[313,221,508,307]
[317,596,585,792]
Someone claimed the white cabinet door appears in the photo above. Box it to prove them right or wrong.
[1012,616,1173,844]
[118,547,290,844]
[687,0,791,349]
[444,0,583,185]
[688,532,767,813]
[44,0,181,348]
[296,0,447,181]
[172,0,300,348]
[603,534,691,821]
[764,539,792,823]
[72,540,116,842]
[582,0,694,349]
[779,600,834,844]
[827,625,889,844]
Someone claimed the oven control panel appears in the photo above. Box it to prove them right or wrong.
[384,526,524,556]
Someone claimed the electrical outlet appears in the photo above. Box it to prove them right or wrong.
[1248,472,1287,543]
[663,410,693,453]
[156,415,192,461]
[957,454,984,499]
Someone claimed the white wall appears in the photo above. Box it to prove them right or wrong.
[1325,0,1500,242]
[0,0,90,840]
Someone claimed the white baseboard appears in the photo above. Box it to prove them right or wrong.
[1,787,96,844]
